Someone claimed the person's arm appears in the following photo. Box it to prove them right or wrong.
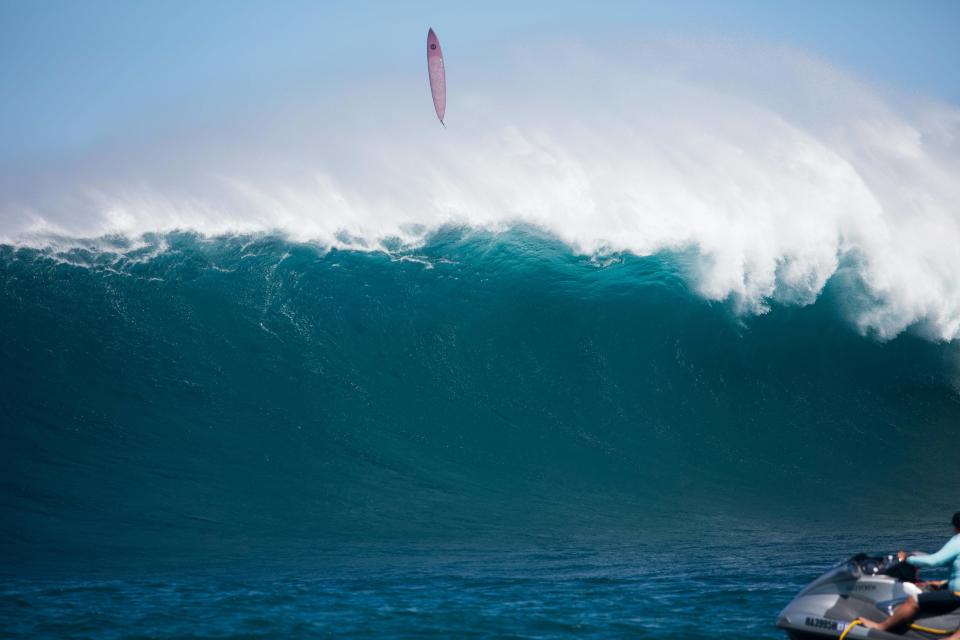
[907,538,960,569]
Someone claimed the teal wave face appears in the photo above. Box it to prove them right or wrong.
[1,229,957,569]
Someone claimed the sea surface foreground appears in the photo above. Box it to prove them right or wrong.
[4,530,956,639]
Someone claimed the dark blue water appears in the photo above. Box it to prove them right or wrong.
[2,229,958,637]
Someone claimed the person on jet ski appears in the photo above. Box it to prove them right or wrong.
[858,511,960,636]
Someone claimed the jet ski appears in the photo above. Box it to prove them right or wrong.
[777,553,960,639]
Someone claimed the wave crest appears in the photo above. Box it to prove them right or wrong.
[2,38,959,340]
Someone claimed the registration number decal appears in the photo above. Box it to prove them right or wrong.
[805,616,841,630]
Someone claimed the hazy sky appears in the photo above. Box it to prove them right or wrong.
[2,0,958,165]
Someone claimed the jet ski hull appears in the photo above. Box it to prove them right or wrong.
[777,555,960,639]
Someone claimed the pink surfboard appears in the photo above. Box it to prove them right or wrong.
[427,28,446,126]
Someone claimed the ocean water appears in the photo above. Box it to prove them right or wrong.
[2,229,958,638]
[0,537,910,639]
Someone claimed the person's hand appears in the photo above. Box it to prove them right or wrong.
[916,580,940,589]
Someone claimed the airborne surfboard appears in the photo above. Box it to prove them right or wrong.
[426,28,446,126]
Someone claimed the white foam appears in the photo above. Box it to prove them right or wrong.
[2,37,958,340]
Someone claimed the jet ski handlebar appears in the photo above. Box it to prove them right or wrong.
[844,553,919,583]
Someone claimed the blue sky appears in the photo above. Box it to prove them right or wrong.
[1,0,958,165]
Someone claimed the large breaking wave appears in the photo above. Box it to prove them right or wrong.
[2,37,960,570]
[1,230,958,569]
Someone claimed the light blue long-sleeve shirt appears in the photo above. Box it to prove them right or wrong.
[907,533,960,592]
